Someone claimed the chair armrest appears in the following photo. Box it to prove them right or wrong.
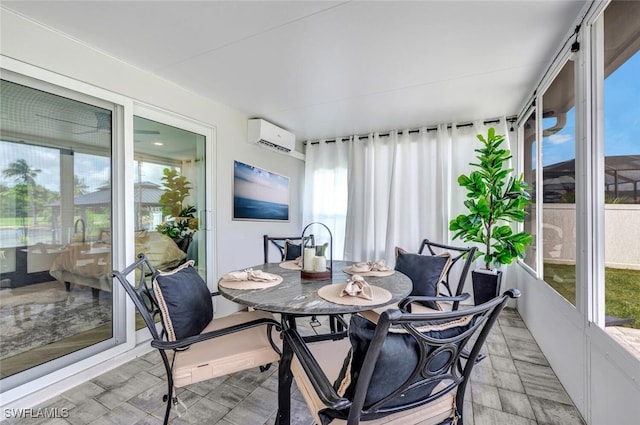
[283,327,351,410]
[398,293,471,311]
[151,317,281,350]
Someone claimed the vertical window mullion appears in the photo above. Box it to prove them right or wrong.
[535,105,544,275]
[574,23,594,321]
[590,16,606,328]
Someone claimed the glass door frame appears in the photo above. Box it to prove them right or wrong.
[131,104,216,344]
[0,62,132,397]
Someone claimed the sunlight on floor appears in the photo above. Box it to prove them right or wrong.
[606,326,640,359]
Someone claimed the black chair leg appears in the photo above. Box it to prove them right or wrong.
[161,390,172,425]
[329,314,345,333]
[276,319,295,425]
[329,315,337,333]
[260,363,273,373]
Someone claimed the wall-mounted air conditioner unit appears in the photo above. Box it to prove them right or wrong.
[248,119,295,154]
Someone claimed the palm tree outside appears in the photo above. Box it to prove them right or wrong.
[2,158,42,235]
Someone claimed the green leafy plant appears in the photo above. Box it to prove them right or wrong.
[158,168,193,218]
[156,169,198,240]
[156,206,198,239]
[449,128,532,270]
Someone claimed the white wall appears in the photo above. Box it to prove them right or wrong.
[0,6,305,406]
[603,204,640,270]
[0,7,306,314]
[543,204,640,270]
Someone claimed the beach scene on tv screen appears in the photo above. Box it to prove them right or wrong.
[233,161,289,221]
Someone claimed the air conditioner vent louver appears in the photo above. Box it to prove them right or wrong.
[248,119,295,154]
[257,138,291,152]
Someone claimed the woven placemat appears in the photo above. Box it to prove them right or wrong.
[317,283,392,306]
[219,274,283,290]
[342,266,395,277]
[279,260,302,270]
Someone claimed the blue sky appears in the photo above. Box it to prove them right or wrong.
[0,142,171,193]
[542,50,639,167]
[603,50,640,156]
[0,143,114,192]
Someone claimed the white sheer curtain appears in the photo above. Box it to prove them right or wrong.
[303,138,349,259]
[303,118,510,266]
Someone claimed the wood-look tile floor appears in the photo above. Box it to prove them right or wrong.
[7,309,586,425]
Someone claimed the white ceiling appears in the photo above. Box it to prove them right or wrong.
[2,1,587,142]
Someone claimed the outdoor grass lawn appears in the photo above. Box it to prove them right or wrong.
[544,263,640,329]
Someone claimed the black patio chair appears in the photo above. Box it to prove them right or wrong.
[417,238,477,311]
[283,289,520,425]
[361,239,477,324]
[263,234,314,264]
[111,254,281,425]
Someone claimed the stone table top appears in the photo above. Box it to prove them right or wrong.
[217,261,412,315]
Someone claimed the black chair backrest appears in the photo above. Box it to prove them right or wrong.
[263,234,314,263]
[111,254,163,340]
[330,290,518,424]
[418,239,477,301]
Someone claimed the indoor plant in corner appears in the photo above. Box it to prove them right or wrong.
[156,168,198,253]
[449,127,532,305]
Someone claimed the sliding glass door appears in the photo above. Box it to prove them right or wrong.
[132,115,208,329]
[0,78,116,384]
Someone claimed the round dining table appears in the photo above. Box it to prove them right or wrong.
[217,260,412,425]
[217,260,412,315]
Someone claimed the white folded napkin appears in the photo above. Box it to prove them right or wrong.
[350,259,391,273]
[222,268,279,282]
[340,275,374,300]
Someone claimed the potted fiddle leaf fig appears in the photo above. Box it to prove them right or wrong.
[156,168,198,253]
[449,127,532,305]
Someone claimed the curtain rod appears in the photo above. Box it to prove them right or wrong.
[306,116,517,145]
